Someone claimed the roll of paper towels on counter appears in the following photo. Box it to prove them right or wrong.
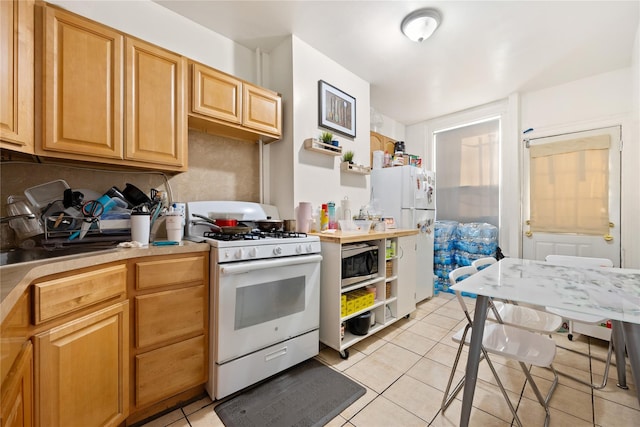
[296,202,312,233]
[372,150,384,169]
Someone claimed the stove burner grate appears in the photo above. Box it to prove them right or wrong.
[202,230,308,241]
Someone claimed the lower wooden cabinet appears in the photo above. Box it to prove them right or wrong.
[1,341,33,427]
[135,335,205,407]
[129,253,208,418]
[34,301,129,427]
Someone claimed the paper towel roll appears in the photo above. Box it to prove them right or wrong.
[296,202,312,233]
[372,150,384,169]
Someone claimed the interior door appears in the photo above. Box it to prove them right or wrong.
[522,126,621,266]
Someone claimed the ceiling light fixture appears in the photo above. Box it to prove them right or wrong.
[401,8,441,43]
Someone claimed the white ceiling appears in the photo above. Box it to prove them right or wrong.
[154,1,639,125]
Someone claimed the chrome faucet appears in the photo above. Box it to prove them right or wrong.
[0,213,36,223]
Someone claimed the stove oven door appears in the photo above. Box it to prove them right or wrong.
[215,254,322,363]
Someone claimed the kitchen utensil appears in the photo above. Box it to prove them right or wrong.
[77,199,105,239]
[5,196,44,241]
[192,213,216,225]
[24,179,70,210]
[255,218,284,232]
[284,219,296,232]
[211,218,238,227]
[122,183,151,207]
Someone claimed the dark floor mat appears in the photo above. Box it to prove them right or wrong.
[214,358,365,427]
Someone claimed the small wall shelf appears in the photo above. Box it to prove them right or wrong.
[340,162,371,175]
[304,138,342,156]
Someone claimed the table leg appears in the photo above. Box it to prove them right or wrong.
[610,320,628,389]
[621,322,640,406]
[459,295,489,427]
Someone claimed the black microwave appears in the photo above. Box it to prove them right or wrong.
[341,243,379,287]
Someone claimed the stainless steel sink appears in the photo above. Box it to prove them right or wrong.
[0,245,119,266]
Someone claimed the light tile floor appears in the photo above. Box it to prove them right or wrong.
[141,292,639,427]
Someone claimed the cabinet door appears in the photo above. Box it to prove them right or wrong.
[1,341,33,427]
[125,38,186,168]
[370,132,395,166]
[0,0,34,153]
[41,6,123,159]
[34,301,129,427]
[191,63,242,124]
[135,285,205,348]
[242,83,281,137]
[396,235,417,318]
[135,335,205,407]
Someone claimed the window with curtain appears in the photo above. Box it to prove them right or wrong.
[434,118,500,227]
[529,134,610,234]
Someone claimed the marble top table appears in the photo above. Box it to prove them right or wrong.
[451,257,640,427]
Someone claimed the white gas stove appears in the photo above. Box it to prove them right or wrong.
[184,201,322,400]
[184,201,321,262]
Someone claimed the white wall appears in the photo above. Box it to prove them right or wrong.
[266,36,371,220]
[371,109,405,142]
[47,0,257,82]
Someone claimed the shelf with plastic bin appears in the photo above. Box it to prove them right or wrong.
[340,162,371,174]
[340,275,385,294]
[303,138,342,156]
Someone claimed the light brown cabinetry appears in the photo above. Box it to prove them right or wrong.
[1,290,32,427]
[124,38,187,168]
[128,253,208,420]
[370,131,396,166]
[1,341,33,427]
[34,301,129,427]
[189,62,282,142]
[0,0,35,153]
[38,5,187,171]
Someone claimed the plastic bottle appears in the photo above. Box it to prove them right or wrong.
[327,202,337,229]
[320,204,329,231]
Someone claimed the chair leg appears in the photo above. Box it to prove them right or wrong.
[555,337,613,389]
[520,362,559,427]
[441,326,470,412]
[485,351,523,427]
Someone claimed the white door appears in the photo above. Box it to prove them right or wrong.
[522,126,621,266]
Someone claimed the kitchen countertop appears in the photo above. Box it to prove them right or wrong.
[309,228,418,244]
[0,241,210,323]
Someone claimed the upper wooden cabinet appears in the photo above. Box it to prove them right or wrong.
[0,0,35,153]
[189,61,282,143]
[370,131,397,166]
[37,5,187,171]
[243,83,282,136]
[124,38,187,168]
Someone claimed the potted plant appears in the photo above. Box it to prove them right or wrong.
[342,150,354,164]
[320,131,333,146]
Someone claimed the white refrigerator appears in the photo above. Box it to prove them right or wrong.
[370,165,436,302]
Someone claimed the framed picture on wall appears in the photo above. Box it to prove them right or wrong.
[318,80,356,138]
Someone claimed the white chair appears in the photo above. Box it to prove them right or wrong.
[471,256,496,270]
[442,266,558,427]
[544,254,615,389]
[473,257,564,335]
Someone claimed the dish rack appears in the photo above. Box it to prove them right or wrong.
[43,213,131,247]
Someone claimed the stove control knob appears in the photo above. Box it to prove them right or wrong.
[306,244,314,253]
[235,249,244,259]
[224,250,231,259]
[250,248,258,258]
[296,245,304,254]
[273,246,282,255]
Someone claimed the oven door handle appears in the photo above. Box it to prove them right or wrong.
[220,254,323,275]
